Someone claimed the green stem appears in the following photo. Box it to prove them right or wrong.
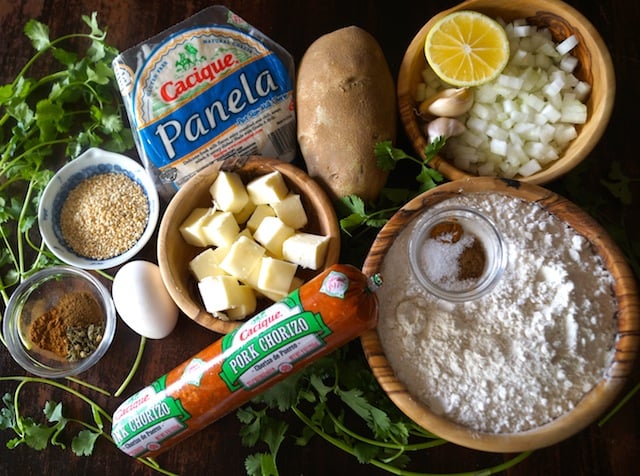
[114,336,146,397]
[598,381,640,427]
[292,406,531,476]
[0,375,177,475]
[325,409,448,452]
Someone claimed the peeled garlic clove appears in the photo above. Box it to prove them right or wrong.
[426,117,466,143]
[418,88,474,117]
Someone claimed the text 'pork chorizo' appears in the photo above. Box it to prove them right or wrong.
[111,263,382,458]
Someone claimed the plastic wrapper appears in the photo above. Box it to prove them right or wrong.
[112,6,296,199]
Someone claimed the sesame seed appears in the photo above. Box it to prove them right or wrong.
[60,173,149,260]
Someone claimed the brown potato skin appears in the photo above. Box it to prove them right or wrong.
[296,26,397,203]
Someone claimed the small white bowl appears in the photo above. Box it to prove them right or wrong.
[39,148,159,270]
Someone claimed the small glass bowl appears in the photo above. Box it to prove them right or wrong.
[2,266,116,378]
[408,206,507,302]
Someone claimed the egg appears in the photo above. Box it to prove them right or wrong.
[112,260,179,339]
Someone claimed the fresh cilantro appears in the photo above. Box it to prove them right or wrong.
[334,139,446,264]
[239,346,530,474]
[0,392,100,454]
[0,13,133,306]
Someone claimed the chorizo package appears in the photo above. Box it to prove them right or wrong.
[111,264,381,458]
[112,5,297,200]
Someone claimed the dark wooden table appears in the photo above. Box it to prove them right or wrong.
[1,1,638,475]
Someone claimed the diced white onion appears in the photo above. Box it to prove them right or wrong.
[556,35,579,55]
[416,18,590,179]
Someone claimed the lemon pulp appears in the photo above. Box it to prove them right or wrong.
[424,10,510,87]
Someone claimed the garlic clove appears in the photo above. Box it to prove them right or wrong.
[425,117,466,143]
[418,88,474,118]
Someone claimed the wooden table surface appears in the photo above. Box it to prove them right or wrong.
[1,1,638,475]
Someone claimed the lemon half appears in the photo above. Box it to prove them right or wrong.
[424,10,510,87]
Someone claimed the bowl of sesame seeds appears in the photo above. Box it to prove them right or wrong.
[38,148,160,270]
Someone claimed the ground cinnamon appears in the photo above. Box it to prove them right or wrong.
[29,291,103,359]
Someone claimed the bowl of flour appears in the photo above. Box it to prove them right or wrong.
[361,177,639,452]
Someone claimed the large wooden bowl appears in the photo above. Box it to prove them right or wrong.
[157,156,341,334]
[361,177,639,452]
[397,0,615,185]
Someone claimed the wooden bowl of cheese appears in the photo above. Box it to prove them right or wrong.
[157,156,341,334]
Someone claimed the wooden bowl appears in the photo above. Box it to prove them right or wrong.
[361,177,639,452]
[397,0,615,185]
[157,156,341,334]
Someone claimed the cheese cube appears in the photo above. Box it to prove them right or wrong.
[234,198,257,225]
[198,275,243,313]
[246,171,289,205]
[253,216,295,258]
[188,247,229,280]
[179,207,212,247]
[209,171,250,213]
[220,235,265,280]
[200,211,240,248]
[257,257,298,296]
[246,204,276,232]
[282,232,330,270]
[225,285,257,320]
[272,194,308,229]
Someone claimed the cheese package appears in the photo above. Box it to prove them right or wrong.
[112,6,296,199]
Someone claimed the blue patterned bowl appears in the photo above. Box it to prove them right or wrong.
[38,148,160,270]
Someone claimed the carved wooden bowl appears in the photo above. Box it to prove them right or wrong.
[361,177,639,452]
[397,0,615,185]
[157,156,341,335]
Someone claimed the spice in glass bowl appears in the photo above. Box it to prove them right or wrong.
[3,266,116,378]
[29,290,104,362]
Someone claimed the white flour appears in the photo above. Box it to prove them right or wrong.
[377,192,617,433]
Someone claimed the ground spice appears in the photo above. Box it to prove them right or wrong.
[29,291,104,360]
[60,172,149,260]
[427,220,487,285]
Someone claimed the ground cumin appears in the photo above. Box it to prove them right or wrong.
[29,291,103,359]
[429,220,486,282]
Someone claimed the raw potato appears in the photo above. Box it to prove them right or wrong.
[296,26,396,202]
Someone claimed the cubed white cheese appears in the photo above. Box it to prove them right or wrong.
[233,198,257,225]
[271,194,308,229]
[198,275,242,313]
[188,247,229,281]
[209,171,250,213]
[179,207,212,247]
[282,232,330,270]
[257,256,298,297]
[225,285,257,320]
[220,235,265,280]
[200,211,240,248]
[246,171,289,204]
[246,204,276,232]
[253,216,295,258]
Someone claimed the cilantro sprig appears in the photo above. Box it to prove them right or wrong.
[239,346,531,475]
[0,13,133,305]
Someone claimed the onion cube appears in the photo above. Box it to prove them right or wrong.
[560,55,579,73]
[490,138,508,156]
[518,159,543,177]
[541,103,562,123]
[556,35,579,55]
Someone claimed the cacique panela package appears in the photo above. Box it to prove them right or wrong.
[112,6,296,199]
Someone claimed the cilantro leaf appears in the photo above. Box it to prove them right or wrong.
[71,429,100,456]
[24,19,50,51]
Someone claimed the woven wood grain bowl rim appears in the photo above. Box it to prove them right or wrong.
[397,0,615,185]
[157,156,341,335]
[361,177,639,453]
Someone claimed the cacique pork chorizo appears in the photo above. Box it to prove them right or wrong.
[111,263,382,458]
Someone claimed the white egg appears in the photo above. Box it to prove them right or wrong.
[112,260,179,339]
